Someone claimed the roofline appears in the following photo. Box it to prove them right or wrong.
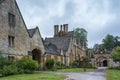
[15,0,30,37]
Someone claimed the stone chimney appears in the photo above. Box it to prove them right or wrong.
[63,24,66,32]
[65,24,68,33]
[54,25,59,36]
[60,25,63,31]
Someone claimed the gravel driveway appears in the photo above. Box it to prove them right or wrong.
[41,67,107,80]
[63,68,106,80]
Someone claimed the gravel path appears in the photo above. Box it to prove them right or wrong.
[63,69,106,80]
[41,67,107,80]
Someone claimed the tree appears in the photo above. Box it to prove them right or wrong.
[75,28,87,49]
[112,46,120,67]
[82,56,90,72]
[93,44,103,50]
[114,36,120,47]
[102,34,115,51]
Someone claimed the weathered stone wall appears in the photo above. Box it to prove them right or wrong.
[0,0,30,56]
[30,28,45,69]
[30,28,44,54]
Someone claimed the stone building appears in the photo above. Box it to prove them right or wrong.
[0,0,86,69]
[91,49,119,68]
[0,0,44,69]
[44,24,86,66]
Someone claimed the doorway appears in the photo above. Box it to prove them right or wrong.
[32,49,41,64]
[103,60,107,67]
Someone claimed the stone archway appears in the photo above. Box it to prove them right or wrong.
[103,60,107,67]
[32,48,42,64]
[96,56,108,67]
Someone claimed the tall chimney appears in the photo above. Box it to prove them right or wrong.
[56,25,59,35]
[63,24,66,32]
[60,25,62,31]
[65,24,68,33]
[54,25,56,36]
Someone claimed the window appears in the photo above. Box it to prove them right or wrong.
[8,56,14,61]
[8,13,15,27]
[8,35,15,47]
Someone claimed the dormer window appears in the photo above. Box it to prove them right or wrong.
[8,13,15,27]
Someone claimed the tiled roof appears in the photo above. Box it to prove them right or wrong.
[44,37,71,52]
[67,31,74,37]
[27,28,36,38]
[0,0,4,4]
[45,43,60,55]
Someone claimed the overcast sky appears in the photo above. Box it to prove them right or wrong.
[16,0,120,48]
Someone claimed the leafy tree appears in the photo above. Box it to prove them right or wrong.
[112,46,120,67]
[93,44,103,50]
[75,28,87,49]
[102,34,115,51]
[102,34,120,51]
[114,36,120,47]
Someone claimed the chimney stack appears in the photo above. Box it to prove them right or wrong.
[54,25,59,36]
[65,24,68,33]
[60,25,62,31]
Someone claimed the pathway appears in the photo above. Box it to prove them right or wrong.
[63,67,106,80]
[41,67,107,80]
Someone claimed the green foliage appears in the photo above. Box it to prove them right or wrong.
[102,34,115,51]
[93,44,103,51]
[71,60,79,68]
[55,61,66,69]
[0,73,65,80]
[75,28,88,49]
[16,57,39,73]
[1,65,18,76]
[0,57,13,69]
[0,56,39,76]
[107,70,120,80]
[46,59,55,70]
[102,34,120,51]
[112,46,120,62]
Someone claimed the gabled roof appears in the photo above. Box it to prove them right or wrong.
[45,43,60,55]
[67,31,74,37]
[0,0,4,4]
[27,28,36,38]
[44,37,71,52]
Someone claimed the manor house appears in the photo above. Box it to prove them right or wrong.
[0,0,86,69]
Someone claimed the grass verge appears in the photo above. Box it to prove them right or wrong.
[106,69,120,80]
[0,73,65,80]
[57,68,95,72]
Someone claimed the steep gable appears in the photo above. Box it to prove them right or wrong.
[0,0,30,55]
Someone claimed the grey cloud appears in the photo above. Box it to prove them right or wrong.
[16,0,120,47]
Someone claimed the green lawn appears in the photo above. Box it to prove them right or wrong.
[0,73,65,80]
[107,69,120,80]
[57,68,94,72]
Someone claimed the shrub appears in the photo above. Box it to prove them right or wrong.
[71,60,79,68]
[46,59,55,70]
[1,65,18,76]
[0,57,13,69]
[16,58,39,73]
[86,62,93,68]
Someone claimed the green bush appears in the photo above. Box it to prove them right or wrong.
[1,65,18,76]
[86,62,93,68]
[0,57,13,69]
[46,59,55,70]
[71,60,79,68]
[16,58,39,73]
